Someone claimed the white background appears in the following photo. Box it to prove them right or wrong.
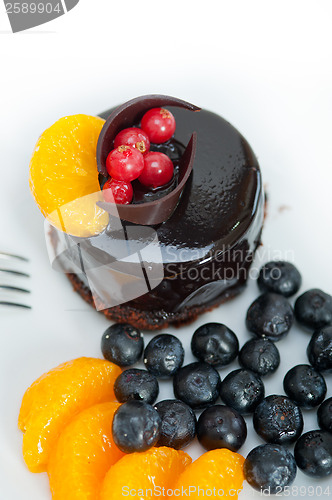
[0,1,332,499]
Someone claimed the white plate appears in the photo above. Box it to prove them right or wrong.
[1,3,332,498]
[1,121,331,500]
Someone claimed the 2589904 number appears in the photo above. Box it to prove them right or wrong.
[5,3,62,14]
[274,485,331,496]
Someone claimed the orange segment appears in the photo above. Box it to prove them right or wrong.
[100,447,192,500]
[169,449,245,499]
[48,402,124,500]
[29,114,109,237]
[18,357,121,473]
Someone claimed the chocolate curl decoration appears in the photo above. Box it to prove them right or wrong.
[96,95,200,225]
[97,95,200,176]
[98,133,197,225]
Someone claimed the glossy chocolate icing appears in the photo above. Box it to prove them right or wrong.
[50,99,264,327]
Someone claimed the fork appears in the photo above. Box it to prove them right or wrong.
[0,252,31,309]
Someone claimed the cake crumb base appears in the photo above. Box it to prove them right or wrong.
[66,272,246,331]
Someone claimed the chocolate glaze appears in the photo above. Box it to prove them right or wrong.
[51,99,264,329]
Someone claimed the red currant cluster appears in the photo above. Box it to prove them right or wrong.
[103,108,176,205]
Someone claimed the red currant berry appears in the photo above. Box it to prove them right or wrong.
[106,145,144,182]
[103,178,133,205]
[140,108,176,144]
[114,127,150,154]
[139,152,174,188]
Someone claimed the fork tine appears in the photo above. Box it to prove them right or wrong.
[0,269,30,278]
[0,252,31,308]
[0,285,30,293]
[0,252,29,262]
[0,301,31,309]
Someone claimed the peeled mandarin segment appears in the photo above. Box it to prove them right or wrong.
[48,190,109,238]
[29,114,109,237]
[170,449,245,499]
[18,357,121,473]
[100,447,192,500]
[48,402,124,500]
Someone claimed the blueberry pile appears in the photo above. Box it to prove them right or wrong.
[101,261,332,492]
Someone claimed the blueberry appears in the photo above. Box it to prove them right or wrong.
[154,399,196,449]
[112,400,161,453]
[246,293,294,341]
[219,369,265,414]
[239,338,280,376]
[197,405,247,452]
[173,362,221,409]
[144,334,184,378]
[307,325,332,372]
[295,289,332,330]
[253,395,303,445]
[283,364,326,409]
[191,323,239,367]
[258,261,302,297]
[294,430,332,477]
[244,444,297,493]
[114,368,159,404]
[318,397,332,433]
[101,323,143,367]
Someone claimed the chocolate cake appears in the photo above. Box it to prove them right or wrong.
[48,95,264,330]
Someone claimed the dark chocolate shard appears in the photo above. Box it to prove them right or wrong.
[96,94,200,225]
[97,94,200,176]
[97,133,197,225]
